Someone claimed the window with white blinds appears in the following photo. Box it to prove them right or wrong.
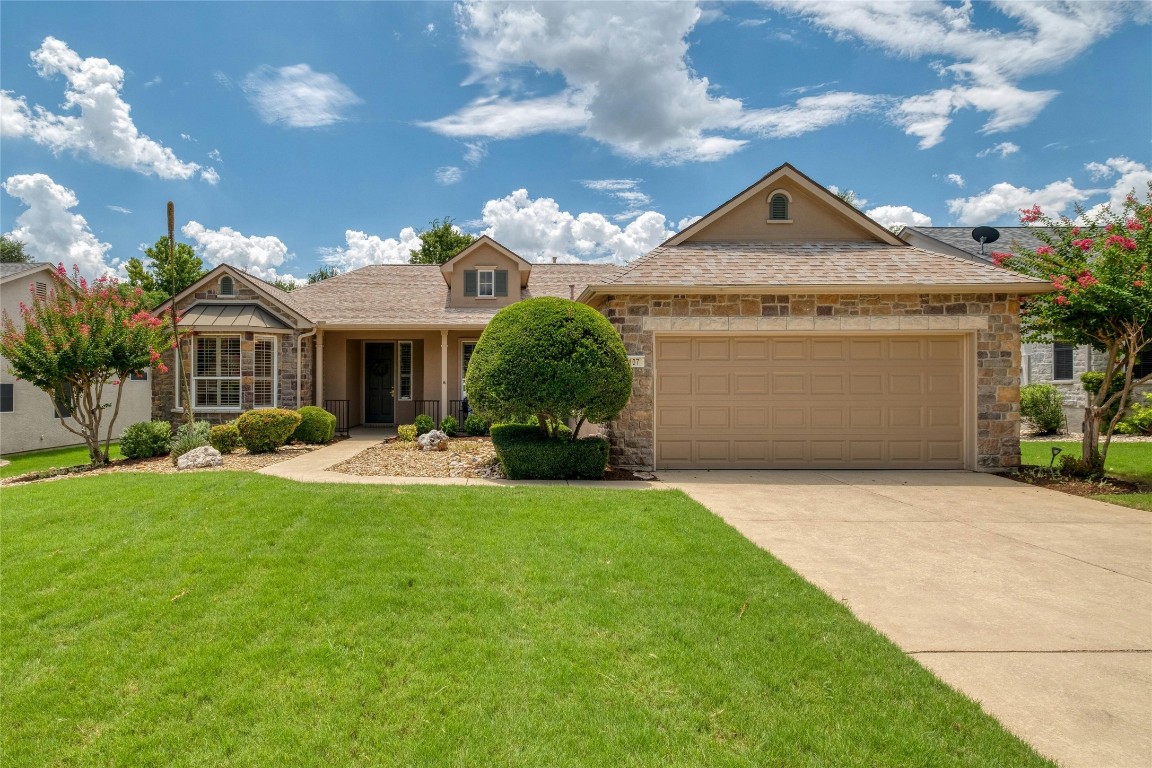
[254,336,276,408]
[194,335,241,408]
[398,341,413,400]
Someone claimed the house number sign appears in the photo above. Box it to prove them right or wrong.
[628,355,645,368]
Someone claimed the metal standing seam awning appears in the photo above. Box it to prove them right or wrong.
[179,303,292,329]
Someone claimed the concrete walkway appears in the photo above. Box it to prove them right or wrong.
[659,470,1152,768]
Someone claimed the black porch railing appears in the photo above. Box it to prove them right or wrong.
[448,399,470,425]
[324,399,350,438]
[413,399,441,424]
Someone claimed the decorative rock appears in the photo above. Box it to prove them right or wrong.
[177,445,223,470]
[417,430,449,452]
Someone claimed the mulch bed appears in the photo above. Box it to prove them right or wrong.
[1003,466,1146,498]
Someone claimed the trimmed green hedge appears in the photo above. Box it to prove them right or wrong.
[119,420,172,459]
[237,408,302,453]
[491,424,610,480]
[209,423,242,454]
[294,406,335,444]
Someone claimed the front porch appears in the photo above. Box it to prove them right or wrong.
[317,328,483,428]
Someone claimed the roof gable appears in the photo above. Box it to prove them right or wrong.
[157,264,312,327]
[439,236,532,288]
[0,262,57,285]
[668,163,903,247]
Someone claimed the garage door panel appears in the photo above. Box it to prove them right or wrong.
[655,334,966,469]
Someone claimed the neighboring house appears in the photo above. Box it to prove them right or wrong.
[899,225,1152,426]
[0,262,152,455]
[154,163,1050,471]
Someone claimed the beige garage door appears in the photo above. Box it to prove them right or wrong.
[654,335,967,469]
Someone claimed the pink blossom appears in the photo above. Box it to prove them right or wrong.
[1077,272,1098,288]
[149,349,161,363]
[990,251,1011,266]
[1052,275,1069,290]
[1127,218,1143,231]
[1019,204,1042,223]
[1136,280,1147,288]
[1071,238,1093,251]
[1055,295,1069,305]
[1035,246,1054,256]
[158,363,170,374]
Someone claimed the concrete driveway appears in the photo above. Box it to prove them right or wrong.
[658,470,1152,768]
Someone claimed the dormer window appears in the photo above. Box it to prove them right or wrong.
[768,191,791,222]
[219,275,235,296]
[478,269,495,297]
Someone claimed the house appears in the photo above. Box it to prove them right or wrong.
[899,225,1152,426]
[154,163,1051,471]
[0,262,153,455]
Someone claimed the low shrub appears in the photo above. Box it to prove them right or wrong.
[491,424,610,480]
[170,420,212,459]
[1020,383,1065,435]
[236,408,302,454]
[119,420,172,459]
[414,413,436,436]
[1059,453,1105,480]
[397,424,417,442]
[209,423,242,454]
[439,415,459,437]
[1117,393,1152,435]
[464,412,489,436]
[295,406,336,444]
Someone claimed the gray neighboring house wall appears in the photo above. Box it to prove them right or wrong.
[898,226,1151,428]
[0,262,153,455]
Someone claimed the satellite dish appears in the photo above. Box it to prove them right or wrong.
[971,226,1000,254]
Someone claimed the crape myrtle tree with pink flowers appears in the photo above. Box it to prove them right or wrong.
[992,184,1152,468]
[0,265,176,465]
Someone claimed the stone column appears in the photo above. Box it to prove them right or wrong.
[440,330,449,421]
[316,329,325,408]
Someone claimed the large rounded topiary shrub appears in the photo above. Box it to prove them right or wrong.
[465,297,632,440]
[294,406,336,444]
[236,408,302,453]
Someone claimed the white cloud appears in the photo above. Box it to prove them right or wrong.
[479,188,677,263]
[208,148,222,162]
[242,64,363,128]
[180,132,194,141]
[181,221,296,282]
[582,178,654,220]
[107,205,132,214]
[2,173,115,276]
[1,37,207,180]
[737,91,883,138]
[946,173,965,187]
[143,76,162,88]
[199,167,220,185]
[977,141,1020,158]
[865,204,932,230]
[463,141,487,165]
[1081,157,1152,215]
[772,1,1139,147]
[320,228,424,271]
[826,185,869,209]
[435,166,464,185]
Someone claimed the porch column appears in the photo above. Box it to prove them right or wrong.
[440,330,449,422]
[315,329,324,408]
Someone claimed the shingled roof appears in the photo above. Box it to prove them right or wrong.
[289,262,621,327]
[899,226,1049,263]
[590,241,1050,293]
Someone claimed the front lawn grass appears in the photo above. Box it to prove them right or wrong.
[1091,492,1152,511]
[0,442,123,479]
[1021,440,1152,484]
[1,474,1052,767]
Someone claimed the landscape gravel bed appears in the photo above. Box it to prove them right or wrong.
[330,437,502,478]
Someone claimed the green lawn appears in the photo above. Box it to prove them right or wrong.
[1021,440,1152,484]
[0,442,123,479]
[1,474,1051,767]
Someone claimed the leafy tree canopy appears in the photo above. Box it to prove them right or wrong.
[307,265,340,283]
[997,185,1152,465]
[0,265,176,465]
[408,218,477,265]
[270,277,299,293]
[125,236,206,306]
[1,236,30,264]
[465,297,632,440]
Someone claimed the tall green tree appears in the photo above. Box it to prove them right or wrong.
[1,236,31,263]
[996,186,1152,467]
[408,218,476,265]
[125,236,206,306]
[1,265,176,465]
[307,265,340,283]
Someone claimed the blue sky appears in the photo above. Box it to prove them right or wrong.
[2,1,1149,282]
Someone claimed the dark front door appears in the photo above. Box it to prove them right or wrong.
[365,342,395,423]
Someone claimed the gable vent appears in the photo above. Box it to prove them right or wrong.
[769,193,789,221]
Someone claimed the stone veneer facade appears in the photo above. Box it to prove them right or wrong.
[151,283,314,426]
[598,292,1023,472]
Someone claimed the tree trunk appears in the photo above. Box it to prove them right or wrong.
[1081,406,1099,466]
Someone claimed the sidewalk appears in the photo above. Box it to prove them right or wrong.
[257,427,662,488]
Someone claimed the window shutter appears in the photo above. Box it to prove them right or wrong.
[0,383,13,413]
[464,270,477,297]
[494,270,509,297]
[1053,343,1074,380]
